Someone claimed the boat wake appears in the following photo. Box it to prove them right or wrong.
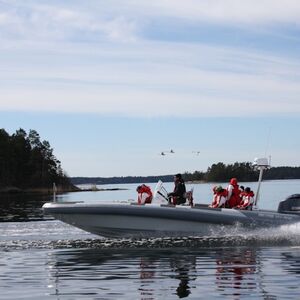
[1,221,300,251]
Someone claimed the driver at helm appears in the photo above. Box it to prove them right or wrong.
[167,173,186,205]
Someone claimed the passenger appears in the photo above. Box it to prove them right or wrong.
[238,186,246,203]
[240,185,245,195]
[237,187,254,210]
[136,184,153,204]
[226,178,241,208]
[209,186,228,208]
[168,173,187,205]
[209,186,219,207]
[185,189,194,206]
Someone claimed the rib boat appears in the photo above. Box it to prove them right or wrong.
[42,158,300,238]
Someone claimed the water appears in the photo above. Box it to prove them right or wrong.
[1,180,300,299]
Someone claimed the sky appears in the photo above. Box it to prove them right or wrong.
[1,0,300,177]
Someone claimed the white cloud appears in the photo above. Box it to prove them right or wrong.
[0,12,10,24]
[0,2,138,42]
[0,1,300,118]
[1,87,299,118]
[126,0,300,25]
[2,0,300,46]
[1,38,300,116]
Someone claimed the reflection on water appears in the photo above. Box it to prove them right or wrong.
[169,254,196,298]
[0,193,52,222]
[215,248,256,295]
[281,251,300,275]
[42,246,300,299]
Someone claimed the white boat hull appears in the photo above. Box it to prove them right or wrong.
[54,212,228,238]
[43,202,300,238]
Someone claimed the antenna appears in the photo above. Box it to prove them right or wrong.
[253,158,270,207]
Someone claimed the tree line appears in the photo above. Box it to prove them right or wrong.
[183,162,258,182]
[71,175,174,185]
[184,162,300,182]
[0,128,73,191]
[71,162,300,185]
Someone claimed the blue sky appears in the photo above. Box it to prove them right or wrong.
[1,0,300,177]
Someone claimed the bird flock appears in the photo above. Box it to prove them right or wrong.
[160,149,200,156]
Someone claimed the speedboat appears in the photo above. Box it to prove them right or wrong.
[42,158,300,238]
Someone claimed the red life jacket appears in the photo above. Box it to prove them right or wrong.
[211,189,228,208]
[137,185,153,204]
[227,182,241,208]
[239,191,255,210]
[239,191,246,198]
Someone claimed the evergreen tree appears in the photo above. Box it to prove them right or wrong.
[0,128,72,190]
[0,129,11,187]
[205,161,258,182]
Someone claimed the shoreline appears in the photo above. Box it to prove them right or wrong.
[0,186,127,195]
[75,187,128,192]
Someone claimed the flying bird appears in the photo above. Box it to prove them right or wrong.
[192,151,200,156]
[159,149,175,156]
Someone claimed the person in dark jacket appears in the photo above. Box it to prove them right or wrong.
[168,173,186,205]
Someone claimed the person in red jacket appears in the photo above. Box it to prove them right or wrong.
[209,186,228,208]
[237,187,254,210]
[226,178,241,208]
[136,184,153,204]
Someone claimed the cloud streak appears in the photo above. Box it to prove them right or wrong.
[126,0,300,25]
[0,2,138,42]
[1,40,300,116]
[1,0,300,43]
[0,1,300,118]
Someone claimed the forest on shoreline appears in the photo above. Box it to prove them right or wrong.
[0,128,76,194]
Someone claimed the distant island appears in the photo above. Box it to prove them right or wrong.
[71,175,174,185]
[71,162,300,185]
[1,128,300,194]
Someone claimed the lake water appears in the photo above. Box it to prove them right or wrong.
[1,180,300,299]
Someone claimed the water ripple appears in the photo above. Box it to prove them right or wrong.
[1,234,300,252]
[1,221,299,251]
